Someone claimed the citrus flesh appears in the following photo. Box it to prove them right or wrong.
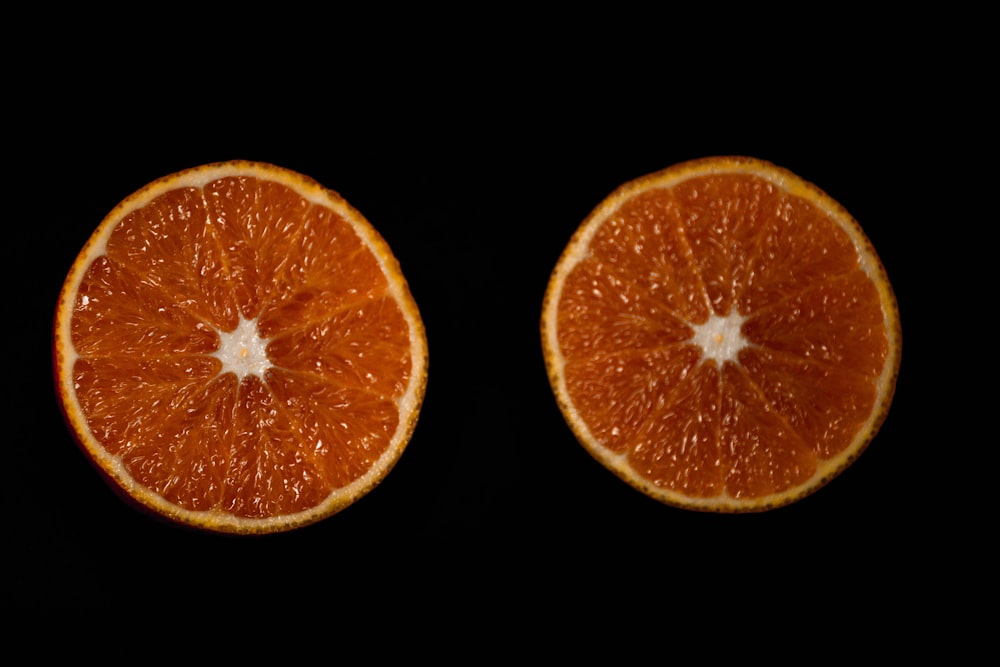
[53,161,428,534]
[541,156,900,512]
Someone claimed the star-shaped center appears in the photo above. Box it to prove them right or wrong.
[212,316,271,380]
[690,312,748,364]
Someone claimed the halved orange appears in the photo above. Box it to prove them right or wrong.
[53,161,428,534]
[541,156,900,512]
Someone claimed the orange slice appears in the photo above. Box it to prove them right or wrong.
[53,161,428,534]
[541,156,900,512]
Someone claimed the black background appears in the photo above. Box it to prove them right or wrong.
[7,13,964,630]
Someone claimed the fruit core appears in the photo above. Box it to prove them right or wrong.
[212,316,271,380]
[690,311,748,365]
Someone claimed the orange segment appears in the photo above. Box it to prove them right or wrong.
[541,156,900,512]
[53,161,428,534]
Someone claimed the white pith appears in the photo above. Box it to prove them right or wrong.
[213,316,271,380]
[690,312,748,365]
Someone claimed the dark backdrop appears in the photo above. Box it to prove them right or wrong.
[9,15,952,631]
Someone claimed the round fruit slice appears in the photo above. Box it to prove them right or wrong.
[541,156,900,512]
[54,161,428,534]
